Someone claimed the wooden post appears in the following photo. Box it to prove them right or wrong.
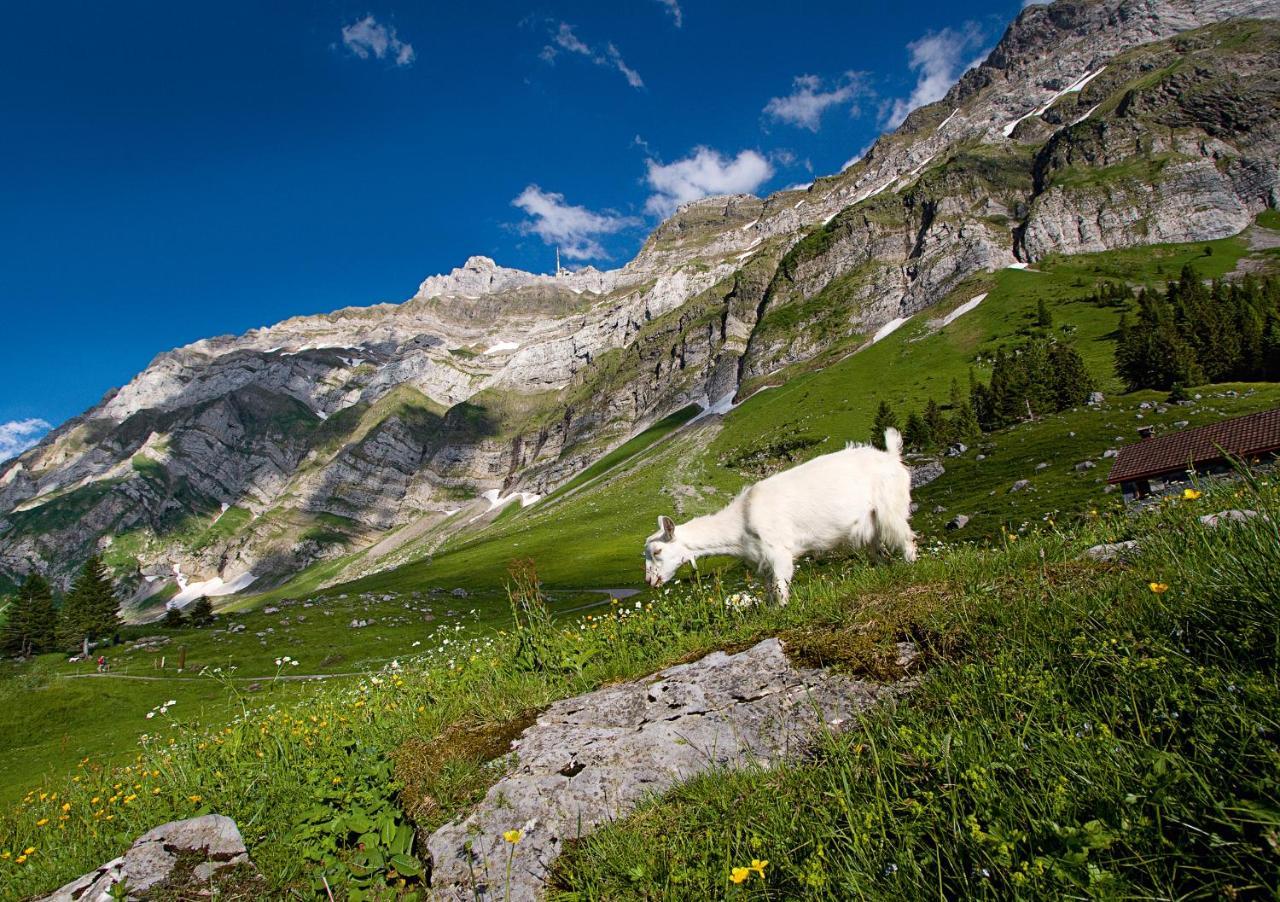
[178,646,187,671]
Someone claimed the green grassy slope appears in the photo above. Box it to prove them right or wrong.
[1,473,1276,899]
[315,230,1266,597]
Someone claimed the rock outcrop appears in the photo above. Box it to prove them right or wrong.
[39,814,255,901]
[2,0,1276,597]
[426,638,912,901]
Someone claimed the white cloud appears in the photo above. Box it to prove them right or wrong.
[764,72,870,131]
[551,21,591,56]
[644,148,774,217]
[341,15,415,67]
[654,0,683,27]
[0,418,51,462]
[540,22,644,89]
[883,24,986,128]
[512,186,639,261]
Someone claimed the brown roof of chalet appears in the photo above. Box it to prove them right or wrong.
[1107,406,1280,484]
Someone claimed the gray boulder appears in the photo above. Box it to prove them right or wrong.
[1082,540,1139,563]
[1009,479,1032,493]
[1075,460,1097,471]
[909,459,945,489]
[40,815,252,901]
[946,514,971,530]
[427,638,910,901]
[1198,509,1259,528]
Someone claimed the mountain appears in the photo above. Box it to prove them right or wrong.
[2,0,1277,605]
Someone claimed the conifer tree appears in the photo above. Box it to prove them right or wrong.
[949,399,981,443]
[163,606,186,629]
[188,597,214,627]
[2,574,57,656]
[924,398,949,446]
[1036,298,1053,329]
[871,400,899,449]
[902,411,931,450]
[1048,342,1094,410]
[59,555,120,655]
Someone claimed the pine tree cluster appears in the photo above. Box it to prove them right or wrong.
[2,556,125,657]
[1115,268,1280,391]
[874,333,1093,453]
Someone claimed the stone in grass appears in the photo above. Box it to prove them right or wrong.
[1075,460,1096,471]
[909,460,945,489]
[932,505,948,514]
[946,514,970,530]
[451,587,469,598]
[1102,449,1119,458]
[1035,462,1050,471]
[1198,509,1259,528]
[40,815,256,901]
[1009,479,1032,493]
[1082,540,1139,563]
[427,638,911,902]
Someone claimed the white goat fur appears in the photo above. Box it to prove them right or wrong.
[644,428,916,603]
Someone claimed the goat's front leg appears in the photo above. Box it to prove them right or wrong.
[761,549,794,606]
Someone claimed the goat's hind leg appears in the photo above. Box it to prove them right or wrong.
[876,510,918,563]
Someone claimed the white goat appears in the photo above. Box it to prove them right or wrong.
[644,428,916,604]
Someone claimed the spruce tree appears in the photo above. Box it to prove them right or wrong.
[949,399,981,443]
[947,378,962,410]
[2,574,57,656]
[924,398,949,446]
[60,556,120,654]
[188,597,214,627]
[871,400,899,449]
[1048,343,1094,410]
[163,606,186,629]
[902,411,931,450]
[1036,299,1053,329]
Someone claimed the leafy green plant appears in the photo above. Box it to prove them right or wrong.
[287,745,424,900]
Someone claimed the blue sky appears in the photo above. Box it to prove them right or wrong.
[0,0,1025,453]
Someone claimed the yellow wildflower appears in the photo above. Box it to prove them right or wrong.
[751,859,769,876]
[35,819,48,827]
[24,847,34,855]
[1149,582,1169,594]
[503,829,522,844]
[15,855,26,864]
[188,795,203,804]
[61,803,70,812]
[730,867,751,884]
[1183,488,1202,500]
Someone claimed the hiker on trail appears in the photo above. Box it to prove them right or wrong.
[97,655,108,673]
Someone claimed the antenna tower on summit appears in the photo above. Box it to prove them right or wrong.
[555,247,562,278]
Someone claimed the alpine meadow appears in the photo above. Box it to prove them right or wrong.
[3,0,1280,899]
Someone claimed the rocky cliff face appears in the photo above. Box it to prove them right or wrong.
[2,0,1277,600]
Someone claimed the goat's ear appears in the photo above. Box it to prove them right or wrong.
[659,515,676,541]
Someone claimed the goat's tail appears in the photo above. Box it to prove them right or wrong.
[883,427,903,457]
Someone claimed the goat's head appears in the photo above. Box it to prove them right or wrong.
[644,515,688,587]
